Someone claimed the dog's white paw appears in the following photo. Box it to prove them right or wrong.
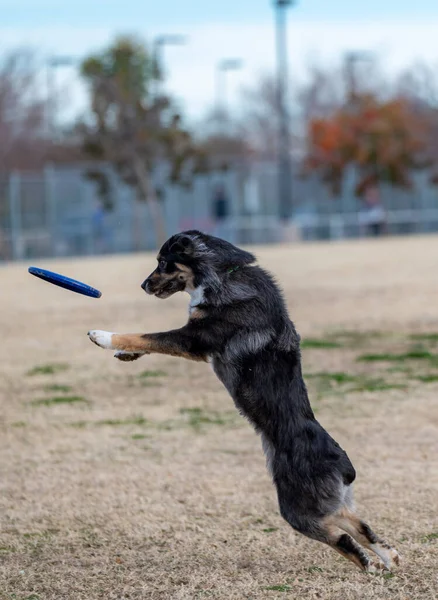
[88,330,116,349]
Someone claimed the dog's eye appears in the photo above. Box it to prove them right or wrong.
[158,260,166,270]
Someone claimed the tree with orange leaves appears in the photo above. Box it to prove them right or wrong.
[304,93,428,196]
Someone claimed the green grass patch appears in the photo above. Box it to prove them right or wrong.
[306,372,358,384]
[23,529,59,539]
[301,338,342,349]
[262,527,278,533]
[358,353,399,362]
[421,532,438,543]
[70,412,235,433]
[43,384,72,393]
[410,333,438,343]
[404,348,437,360]
[69,421,88,428]
[11,421,26,428]
[97,416,148,427]
[348,379,407,393]
[138,370,167,379]
[131,433,149,440]
[264,585,292,592]
[306,372,406,394]
[387,365,413,373]
[414,374,438,383]
[358,350,437,363]
[27,363,70,376]
[0,546,15,554]
[180,407,227,430]
[308,566,324,573]
[31,396,87,407]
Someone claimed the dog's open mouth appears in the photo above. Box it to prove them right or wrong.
[155,289,173,299]
[154,281,182,299]
[145,277,186,299]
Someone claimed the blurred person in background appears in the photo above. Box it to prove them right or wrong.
[0,227,8,260]
[211,183,231,240]
[359,185,387,237]
[92,200,110,254]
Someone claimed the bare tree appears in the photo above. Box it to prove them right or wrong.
[239,74,279,159]
[396,62,438,180]
[0,48,48,171]
[237,67,342,162]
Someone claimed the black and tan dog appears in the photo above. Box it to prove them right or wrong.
[88,230,399,573]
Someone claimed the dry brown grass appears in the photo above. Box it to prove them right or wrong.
[1,235,438,600]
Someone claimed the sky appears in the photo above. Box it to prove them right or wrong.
[2,0,438,124]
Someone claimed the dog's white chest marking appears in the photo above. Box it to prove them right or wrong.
[188,286,205,315]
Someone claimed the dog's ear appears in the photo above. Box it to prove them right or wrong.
[179,235,194,253]
[171,235,195,256]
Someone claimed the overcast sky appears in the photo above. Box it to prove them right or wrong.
[2,0,438,123]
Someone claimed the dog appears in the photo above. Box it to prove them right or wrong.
[88,230,399,572]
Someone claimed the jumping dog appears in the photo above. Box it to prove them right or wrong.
[88,231,399,572]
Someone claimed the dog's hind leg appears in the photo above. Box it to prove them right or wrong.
[332,509,400,570]
[277,494,381,572]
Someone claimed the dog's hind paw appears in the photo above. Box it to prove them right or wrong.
[388,548,400,568]
[366,558,388,574]
[114,351,143,362]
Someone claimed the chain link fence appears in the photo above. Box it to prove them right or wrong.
[0,164,437,262]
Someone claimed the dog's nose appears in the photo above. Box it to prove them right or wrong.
[141,278,155,294]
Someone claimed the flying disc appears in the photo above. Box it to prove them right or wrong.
[28,266,102,299]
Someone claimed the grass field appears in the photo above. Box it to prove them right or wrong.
[1,236,438,600]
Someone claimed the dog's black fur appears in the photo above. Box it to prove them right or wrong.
[88,231,399,572]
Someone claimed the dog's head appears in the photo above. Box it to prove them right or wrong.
[141,230,255,299]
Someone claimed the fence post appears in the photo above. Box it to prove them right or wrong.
[83,178,95,256]
[329,215,344,240]
[8,172,23,260]
[44,164,57,257]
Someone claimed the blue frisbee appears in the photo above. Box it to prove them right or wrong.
[28,266,102,299]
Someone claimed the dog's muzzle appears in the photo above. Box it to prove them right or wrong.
[141,277,184,298]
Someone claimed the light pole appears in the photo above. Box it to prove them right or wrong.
[153,34,187,100]
[215,58,243,120]
[46,55,77,140]
[344,51,374,105]
[273,0,295,221]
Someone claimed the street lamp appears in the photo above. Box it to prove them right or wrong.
[344,51,374,104]
[153,34,187,99]
[215,58,243,118]
[46,55,78,140]
[273,0,295,221]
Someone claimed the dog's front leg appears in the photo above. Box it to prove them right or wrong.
[88,328,209,362]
